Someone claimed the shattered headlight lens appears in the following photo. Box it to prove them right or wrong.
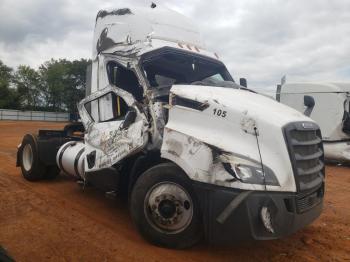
[234,164,279,186]
[221,155,280,186]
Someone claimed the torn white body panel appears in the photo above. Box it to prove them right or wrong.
[162,129,278,191]
[86,119,146,168]
[78,85,148,172]
[162,85,315,192]
[93,7,204,59]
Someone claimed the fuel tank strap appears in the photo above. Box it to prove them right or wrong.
[74,148,85,177]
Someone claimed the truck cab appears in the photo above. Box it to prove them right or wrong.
[17,6,325,248]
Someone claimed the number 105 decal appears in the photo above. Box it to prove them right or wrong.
[213,108,227,118]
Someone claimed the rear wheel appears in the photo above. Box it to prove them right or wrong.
[46,165,61,180]
[130,163,202,249]
[19,134,47,181]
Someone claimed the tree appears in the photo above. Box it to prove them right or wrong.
[39,59,70,111]
[39,58,90,112]
[64,59,90,113]
[0,58,90,112]
[13,65,42,110]
[0,60,19,109]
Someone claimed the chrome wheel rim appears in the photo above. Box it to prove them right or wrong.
[144,182,193,234]
[22,144,33,171]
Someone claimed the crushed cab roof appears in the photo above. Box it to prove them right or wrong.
[93,6,204,59]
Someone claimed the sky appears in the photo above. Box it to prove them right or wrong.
[0,0,350,93]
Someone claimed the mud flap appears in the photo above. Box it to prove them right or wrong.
[0,246,15,262]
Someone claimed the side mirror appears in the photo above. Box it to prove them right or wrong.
[303,95,315,116]
[121,108,137,129]
[304,95,315,108]
[239,78,247,88]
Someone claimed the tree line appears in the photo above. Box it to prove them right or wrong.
[0,58,91,113]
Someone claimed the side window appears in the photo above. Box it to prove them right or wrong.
[106,61,143,102]
[85,92,128,122]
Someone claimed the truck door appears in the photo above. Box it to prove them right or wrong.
[78,86,148,172]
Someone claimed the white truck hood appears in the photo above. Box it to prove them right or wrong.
[171,84,312,131]
[162,84,317,192]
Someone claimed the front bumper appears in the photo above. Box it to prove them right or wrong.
[192,181,324,244]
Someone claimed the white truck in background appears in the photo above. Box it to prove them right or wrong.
[277,80,350,163]
[16,5,325,248]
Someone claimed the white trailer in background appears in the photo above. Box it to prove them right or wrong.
[277,81,350,162]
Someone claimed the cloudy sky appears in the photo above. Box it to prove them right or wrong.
[0,0,350,93]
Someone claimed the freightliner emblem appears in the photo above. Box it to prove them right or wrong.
[301,122,315,129]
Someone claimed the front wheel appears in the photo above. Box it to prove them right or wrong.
[130,163,203,249]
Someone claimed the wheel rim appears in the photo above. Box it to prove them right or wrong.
[22,144,33,171]
[144,182,193,234]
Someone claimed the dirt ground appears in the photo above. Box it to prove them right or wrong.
[0,120,349,262]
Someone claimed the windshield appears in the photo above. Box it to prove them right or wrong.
[141,49,235,89]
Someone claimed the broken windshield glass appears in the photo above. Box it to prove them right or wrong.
[141,48,236,89]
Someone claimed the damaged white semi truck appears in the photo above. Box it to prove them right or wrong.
[16,6,325,248]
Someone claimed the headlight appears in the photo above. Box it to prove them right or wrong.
[220,154,280,186]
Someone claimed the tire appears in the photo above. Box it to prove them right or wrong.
[130,163,203,249]
[19,134,46,181]
[45,165,61,180]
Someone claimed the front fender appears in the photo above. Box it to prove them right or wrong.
[16,143,22,166]
[161,128,213,182]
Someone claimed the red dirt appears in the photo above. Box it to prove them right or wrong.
[0,120,349,261]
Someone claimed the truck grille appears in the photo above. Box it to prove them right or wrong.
[296,184,324,212]
[284,122,325,194]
